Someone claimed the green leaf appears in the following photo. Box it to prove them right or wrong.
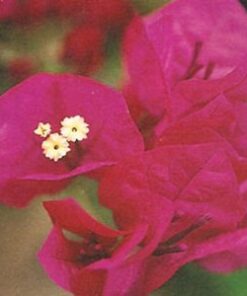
[132,0,171,14]
[152,264,247,296]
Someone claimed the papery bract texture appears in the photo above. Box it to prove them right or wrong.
[155,82,247,188]
[39,198,174,296]
[0,73,143,207]
[100,145,244,232]
[123,0,247,188]
[144,0,247,84]
[122,0,247,280]
[99,145,247,291]
[123,0,247,126]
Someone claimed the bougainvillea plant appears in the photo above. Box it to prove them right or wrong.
[1,0,247,295]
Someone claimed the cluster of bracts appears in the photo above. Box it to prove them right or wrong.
[1,0,247,295]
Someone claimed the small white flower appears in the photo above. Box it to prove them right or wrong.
[42,133,70,162]
[34,122,51,138]
[60,115,89,142]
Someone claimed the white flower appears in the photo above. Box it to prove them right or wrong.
[60,115,89,142]
[34,122,51,138]
[42,133,70,162]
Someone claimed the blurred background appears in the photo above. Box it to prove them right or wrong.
[1,0,247,295]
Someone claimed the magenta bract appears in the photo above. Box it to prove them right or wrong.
[123,0,247,186]
[100,144,244,232]
[98,144,247,291]
[38,198,174,296]
[0,73,144,207]
[123,0,247,128]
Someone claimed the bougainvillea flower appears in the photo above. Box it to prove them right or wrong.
[62,25,105,75]
[0,73,144,207]
[99,144,247,291]
[123,0,247,122]
[38,197,174,296]
[100,144,244,233]
[123,1,247,183]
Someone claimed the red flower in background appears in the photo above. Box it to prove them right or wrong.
[7,57,35,82]
[62,25,105,75]
[54,0,133,29]
[0,0,51,23]
[57,0,133,74]
[0,0,134,76]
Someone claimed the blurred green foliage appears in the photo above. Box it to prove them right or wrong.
[152,264,247,296]
[133,0,170,13]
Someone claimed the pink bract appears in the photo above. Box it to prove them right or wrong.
[122,0,247,279]
[123,0,247,120]
[38,198,174,296]
[99,144,247,290]
[0,73,144,207]
[100,145,244,233]
[154,87,247,189]
[122,0,247,185]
